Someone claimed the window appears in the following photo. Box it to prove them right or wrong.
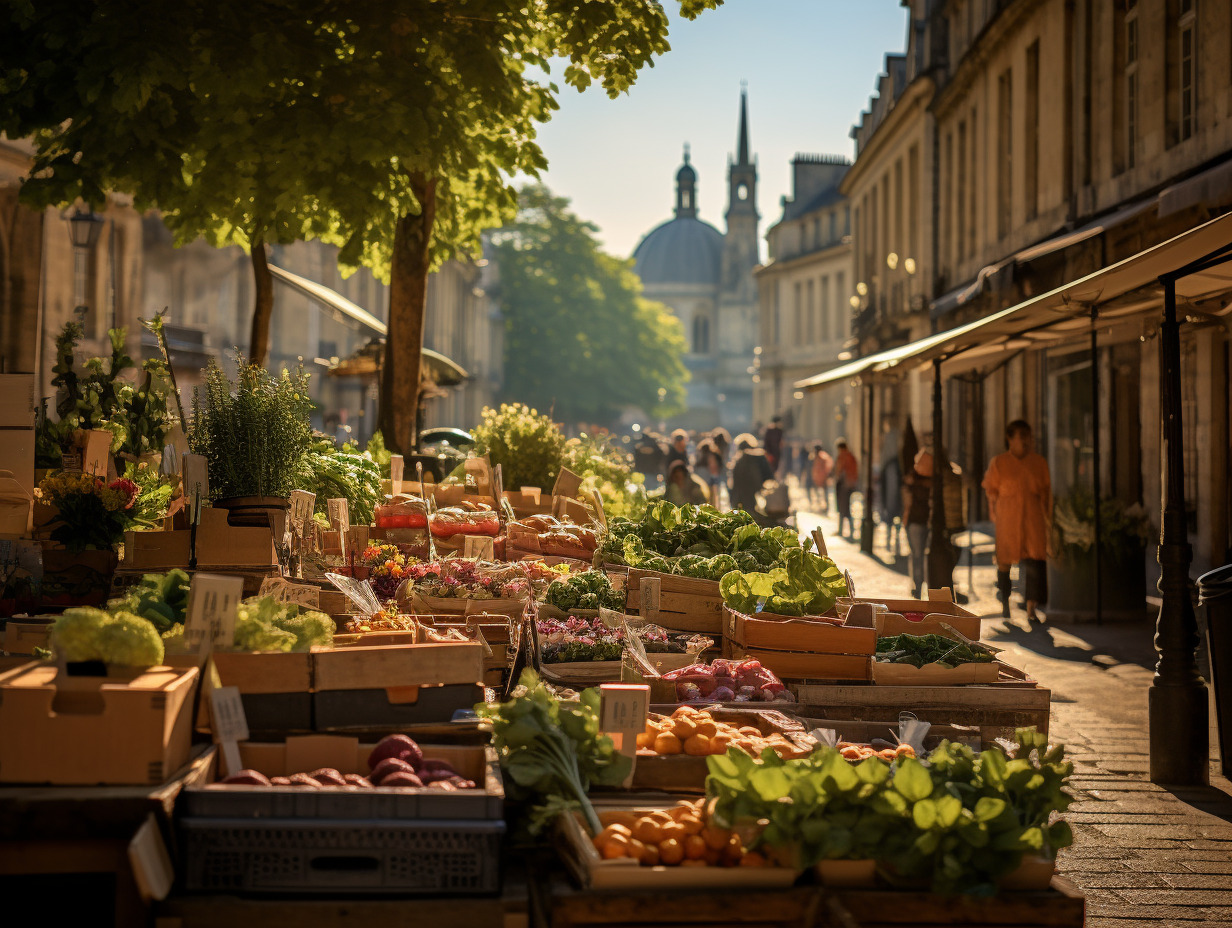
[793,282,803,343]
[908,145,919,267]
[969,107,978,257]
[1180,1,1196,141]
[893,157,903,260]
[692,314,711,354]
[820,275,830,343]
[772,281,781,345]
[813,217,821,249]
[1127,3,1139,168]
[1025,41,1039,220]
[944,131,954,267]
[997,67,1013,240]
[957,120,967,261]
[1166,0,1198,146]
[806,279,815,343]
[835,271,846,339]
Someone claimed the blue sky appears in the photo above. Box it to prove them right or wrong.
[533,1,910,258]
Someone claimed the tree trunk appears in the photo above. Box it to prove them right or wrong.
[249,235,274,366]
[379,173,436,455]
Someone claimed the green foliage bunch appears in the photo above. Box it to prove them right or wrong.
[472,403,566,491]
[563,432,646,520]
[719,545,849,617]
[293,433,383,525]
[1052,484,1151,563]
[705,728,1073,896]
[187,358,312,500]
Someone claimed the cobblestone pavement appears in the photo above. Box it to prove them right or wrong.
[790,495,1232,927]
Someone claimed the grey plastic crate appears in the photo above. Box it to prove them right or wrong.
[180,817,504,894]
[313,682,484,730]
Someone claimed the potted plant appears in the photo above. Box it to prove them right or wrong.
[1049,485,1151,619]
[187,358,312,526]
[471,403,565,491]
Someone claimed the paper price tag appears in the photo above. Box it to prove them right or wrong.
[289,489,316,529]
[327,497,350,533]
[209,685,249,776]
[598,607,625,630]
[639,577,661,615]
[258,576,321,609]
[599,684,649,788]
[463,535,495,561]
[182,453,209,522]
[184,573,244,655]
[127,814,174,902]
[390,454,404,496]
[345,525,370,561]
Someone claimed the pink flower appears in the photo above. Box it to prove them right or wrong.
[108,477,140,509]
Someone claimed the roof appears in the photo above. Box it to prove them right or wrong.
[782,185,845,223]
[632,216,725,287]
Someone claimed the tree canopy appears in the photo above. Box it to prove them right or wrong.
[494,185,688,424]
[0,0,722,451]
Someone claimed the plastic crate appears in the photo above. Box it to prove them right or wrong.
[180,817,504,894]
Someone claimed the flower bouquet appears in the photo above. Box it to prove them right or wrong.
[363,543,414,601]
[396,558,532,616]
[38,471,141,552]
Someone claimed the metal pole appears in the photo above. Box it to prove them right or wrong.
[1148,276,1208,786]
[1091,306,1102,626]
[927,358,951,591]
[860,382,876,554]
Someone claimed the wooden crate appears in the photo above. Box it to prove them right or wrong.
[794,681,1052,742]
[623,567,723,635]
[723,607,874,682]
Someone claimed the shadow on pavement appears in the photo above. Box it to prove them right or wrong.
[1171,785,1232,823]
[985,618,1159,672]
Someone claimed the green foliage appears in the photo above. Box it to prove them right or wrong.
[1052,484,1151,562]
[472,404,566,491]
[704,728,1074,896]
[294,433,383,525]
[475,668,631,837]
[123,461,174,529]
[107,570,191,634]
[364,431,393,478]
[495,185,688,421]
[875,633,994,668]
[187,358,312,500]
[719,546,848,617]
[542,570,625,612]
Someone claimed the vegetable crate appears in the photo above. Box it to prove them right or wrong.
[722,607,873,682]
[423,614,513,689]
[620,567,724,636]
[793,681,1052,743]
[179,739,505,895]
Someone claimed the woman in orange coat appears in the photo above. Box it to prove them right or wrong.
[983,420,1051,621]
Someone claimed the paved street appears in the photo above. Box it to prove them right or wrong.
[793,497,1232,927]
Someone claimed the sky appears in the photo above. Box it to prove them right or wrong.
[533,0,910,259]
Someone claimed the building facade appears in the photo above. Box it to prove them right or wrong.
[632,90,760,433]
[754,154,854,454]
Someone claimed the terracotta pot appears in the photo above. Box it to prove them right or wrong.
[213,495,290,528]
[1000,854,1055,891]
[815,859,877,888]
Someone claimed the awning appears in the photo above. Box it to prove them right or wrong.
[326,336,469,386]
[796,211,1232,390]
[269,264,388,336]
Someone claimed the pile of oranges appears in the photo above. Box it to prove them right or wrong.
[590,800,768,868]
[634,706,810,759]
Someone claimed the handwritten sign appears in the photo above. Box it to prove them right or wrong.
[258,576,321,609]
[327,497,350,534]
[599,684,649,787]
[209,684,249,776]
[345,525,370,561]
[463,535,495,561]
[184,573,244,655]
[390,454,404,495]
[638,577,661,616]
[289,489,316,529]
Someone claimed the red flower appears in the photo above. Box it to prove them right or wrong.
[108,477,140,509]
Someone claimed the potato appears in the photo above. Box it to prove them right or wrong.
[710,735,731,754]
[660,822,686,842]
[694,720,718,738]
[366,733,423,772]
[671,717,699,740]
[382,771,425,788]
[370,756,416,784]
[653,733,683,755]
[635,732,654,750]
[639,843,660,867]
[220,769,271,786]
[671,706,696,719]
[600,833,631,859]
[684,834,707,860]
[677,814,705,836]
[650,810,675,826]
[309,767,347,786]
[632,818,662,845]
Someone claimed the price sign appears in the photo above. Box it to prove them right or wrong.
[638,577,661,616]
[345,525,370,561]
[390,454,404,495]
[258,576,320,609]
[289,489,316,529]
[598,607,625,630]
[463,535,495,561]
[327,497,350,534]
[182,453,209,523]
[184,573,244,655]
[599,684,649,787]
[209,684,249,776]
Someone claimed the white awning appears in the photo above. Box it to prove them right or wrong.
[268,264,387,336]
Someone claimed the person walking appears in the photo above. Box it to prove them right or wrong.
[729,433,773,513]
[762,416,784,473]
[694,438,725,508]
[665,429,690,471]
[904,449,933,599]
[663,459,710,507]
[810,444,833,512]
[982,420,1051,621]
[834,439,859,539]
[633,431,666,490]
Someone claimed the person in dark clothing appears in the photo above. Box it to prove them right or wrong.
[663,459,710,507]
[729,433,774,513]
[796,444,810,478]
[904,449,933,598]
[762,416,784,473]
[834,439,859,538]
[694,438,724,508]
[633,432,666,489]
[665,429,690,471]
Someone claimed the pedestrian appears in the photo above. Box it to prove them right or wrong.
[982,420,1051,621]
[796,444,810,479]
[710,428,731,464]
[763,416,784,473]
[663,459,710,507]
[729,433,773,513]
[834,439,859,539]
[810,444,833,512]
[904,449,933,599]
[694,438,725,508]
[633,430,666,490]
[665,429,690,471]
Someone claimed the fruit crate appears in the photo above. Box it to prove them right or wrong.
[721,606,874,682]
[616,565,724,636]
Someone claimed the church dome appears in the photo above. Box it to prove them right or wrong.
[633,217,724,286]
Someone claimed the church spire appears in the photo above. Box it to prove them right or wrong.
[674,143,698,218]
[736,81,750,166]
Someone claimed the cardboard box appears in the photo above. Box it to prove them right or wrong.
[0,374,36,428]
[0,429,35,502]
[0,662,199,785]
[0,469,33,535]
[195,507,278,568]
[3,618,53,655]
[123,528,192,569]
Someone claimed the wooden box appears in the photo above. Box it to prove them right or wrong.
[167,650,314,733]
[723,607,874,682]
[0,662,199,785]
[870,659,1001,685]
[623,567,723,635]
[2,617,53,655]
[837,594,981,642]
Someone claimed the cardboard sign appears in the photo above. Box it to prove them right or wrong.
[639,577,661,615]
[390,454,405,496]
[599,683,649,787]
[463,534,495,560]
[182,453,209,523]
[289,489,316,529]
[345,525,370,561]
[589,488,607,527]
[552,466,583,499]
[128,814,174,902]
[80,429,112,477]
[209,684,249,776]
[258,576,321,609]
[60,451,83,473]
[184,573,244,654]
[327,497,350,533]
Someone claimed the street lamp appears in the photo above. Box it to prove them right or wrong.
[66,208,106,320]
[886,252,898,271]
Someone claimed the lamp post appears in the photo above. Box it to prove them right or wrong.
[67,207,106,317]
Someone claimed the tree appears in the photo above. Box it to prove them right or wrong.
[494,185,688,423]
[0,0,722,452]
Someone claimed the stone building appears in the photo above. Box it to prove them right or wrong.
[753,154,853,453]
[632,90,760,433]
[819,0,1232,580]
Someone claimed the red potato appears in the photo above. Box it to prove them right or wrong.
[309,767,348,786]
[343,773,374,788]
[220,769,271,786]
[288,773,321,788]
[427,779,458,791]
[270,776,292,786]
[370,756,416,784]
[367,734,424,772]
[380,770,425,788]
